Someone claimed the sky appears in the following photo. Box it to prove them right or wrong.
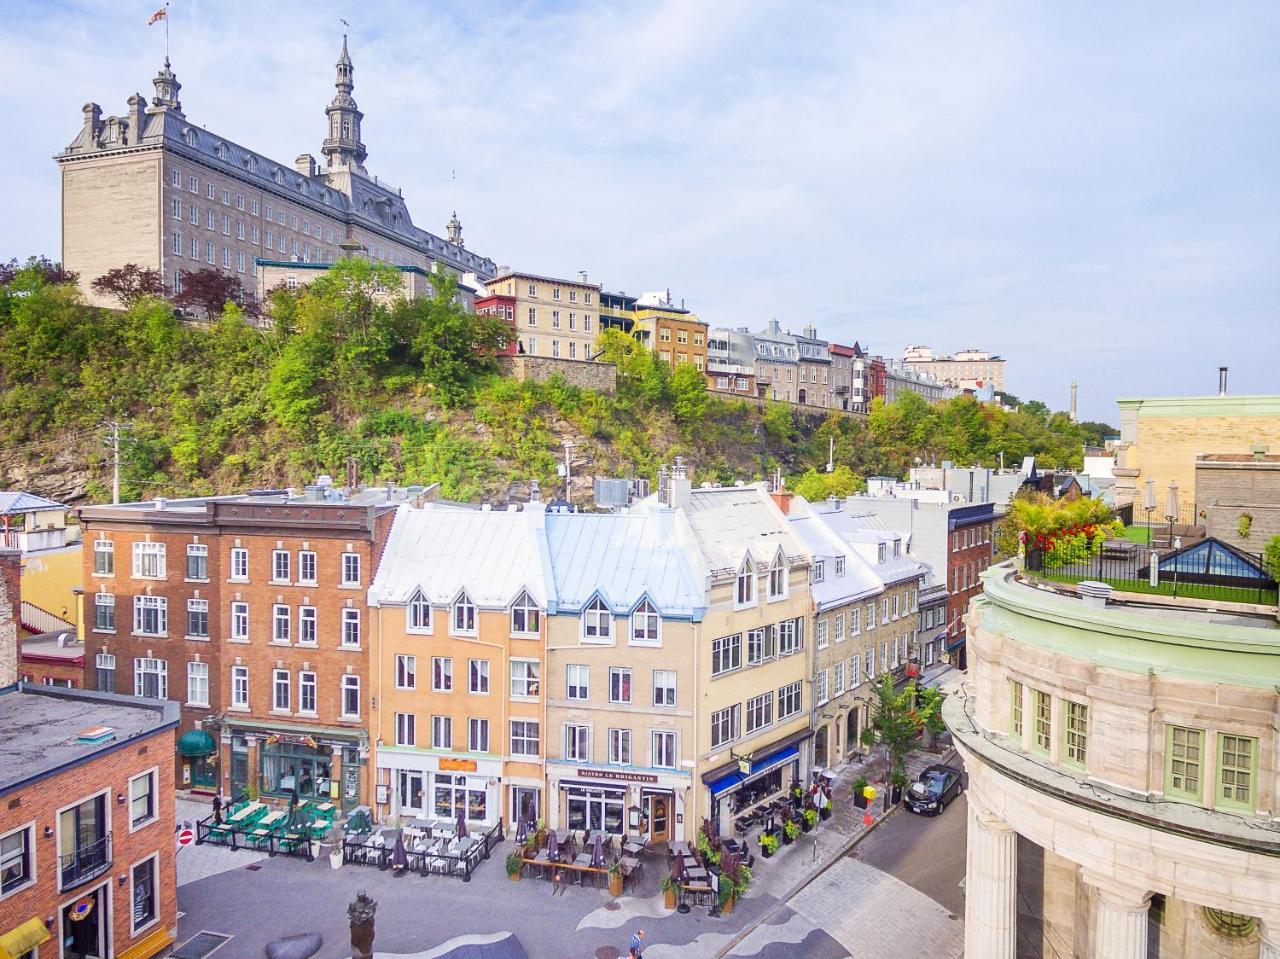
[3,1,1278,423]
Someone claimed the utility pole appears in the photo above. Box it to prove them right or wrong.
[562,442,572,502]
[826,436,834,473]
[106,420,121,504]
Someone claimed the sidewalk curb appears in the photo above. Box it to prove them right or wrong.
[713,747,959,958]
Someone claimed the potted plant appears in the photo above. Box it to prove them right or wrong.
[607,861,624,897]
[803,808,819,831]
[782,820,800,845]
[890,770,908,805]
[719,875,737,914]
[660,875,677,910]
[505,851,523,881]
[759,832,779,859]
[852,776,869,809]
[819,797,833,821]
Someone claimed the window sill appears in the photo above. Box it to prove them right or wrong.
[185,578,210,585]
[184,635,210,642]
[269,640,291,647]
[0,877,36,901]
[91,572,115,579]
[511,695,539,704]
[228,637,250,644]
[339,644,362,652]
[268,579,290,587]
[227,705,250,713]
[510,632,540,640]
[185,701,210,709]
[339,583,362,591]
[269,709,292,717]
[405,627,434,636]
[228,578,250,584]
[295,580,318,588]
[338,715,362,724]
[133,633,169,640]
[296,711,318,719]
[92,628,117,635]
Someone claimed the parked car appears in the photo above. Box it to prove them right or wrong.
[904,764,963,815]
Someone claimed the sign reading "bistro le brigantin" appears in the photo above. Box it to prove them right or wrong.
[576,768,658,784]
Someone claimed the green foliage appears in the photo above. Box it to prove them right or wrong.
[860,675,923,781]
[1238,513,1253,539]
[1003,492,1123,567]
[917,686,947,736]
[759,832,779,853]
[790,464,865,501]
[1264,536,1280,582]
[763,400,796,444]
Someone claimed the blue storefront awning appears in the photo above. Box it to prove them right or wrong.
[707,744,800,798]
[946,633,966,650]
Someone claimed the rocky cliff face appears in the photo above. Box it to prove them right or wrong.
[0,437,101,504]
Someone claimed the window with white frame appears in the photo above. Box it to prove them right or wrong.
[881,598,890,625]
[817,619,829,649]
[865,602,876,631]
[511,659,540,698]
[341,552,361,586]
[747,627,774,665]
[778,619,801,655]
[866,646,876,679]
[510,720,540,757]
[582,597,611,641]
[565,724,590,762]
[395,712,416,746]
[231,547,248,580]
[768,553,788,599]
[134,658,167,699]
[0,824,34,896]
[432,656,453,692]
[298,550,317,584]
[95,652,116,692]
[630,600,660,646]
[272,549,290,582]
[710,705,740,748]
[813,560,825,583]
[850,654,861,684]
[882,641,890,672]
[745,691,774,733]
[652,731,677,769]
[395,654,417,689]
[231,665,248,708]
[129,769,156,828]
[777,681,803,719]
[712,633,741,675]
[186,661,209,706]
[469,658,490,694]
[893,594,900,620]
[133,595,168,636]
[469,718,490,752]
[816,669,830,705]
[186,543,208,580]
[510,590,540,636]
[835,556,846,576]
[341,674,360,717]
[132,541,166,579]
[272,669,290,711]
[851,606,862,635]
[653,670,676,707]
[834,662,846,696]
[299,670,317,714]
[567,664,589,700]
[93,539,114,575]
[735,559,756,607]
[298,606,316,645]
[608,667,632,703]
[608,728,631,765]
[272,604,290,643]
[451,592,476,634]
[834,612,846,642]
[341,608,361,647]
[95,592,116,631]
[408,592,431,632]
[431,715,452,749]
[130,856,158,934]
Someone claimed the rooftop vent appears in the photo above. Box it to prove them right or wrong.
[1218,366,1228,397]
[77,726,116,746]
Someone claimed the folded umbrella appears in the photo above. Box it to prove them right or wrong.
[455,811,468,840]
[547,830,560,860]
[390,833,409,873]
[515,817,528,845]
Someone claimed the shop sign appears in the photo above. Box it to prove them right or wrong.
[576,768,658,784]
[440,758,478,772]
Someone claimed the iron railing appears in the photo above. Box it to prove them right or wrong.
[60,833,111,890]
[341,821,502,882]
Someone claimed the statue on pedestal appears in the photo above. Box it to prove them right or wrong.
[348,891,376,959]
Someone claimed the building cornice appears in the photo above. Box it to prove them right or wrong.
[1116,395,1280,418]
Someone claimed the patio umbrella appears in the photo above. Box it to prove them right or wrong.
[390,833,409,874]
[547,830,560,861]
[515,817,528,846]
[455,812,468,840]
[1166,481,1180,523]
[670,854,685,885]
[1142,478,1157,512]
[591,833,605,868]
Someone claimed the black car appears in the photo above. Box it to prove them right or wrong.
[904,764,963,815]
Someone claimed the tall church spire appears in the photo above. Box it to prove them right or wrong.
[322,32,367,174]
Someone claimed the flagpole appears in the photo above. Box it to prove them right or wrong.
[165,2,170,61]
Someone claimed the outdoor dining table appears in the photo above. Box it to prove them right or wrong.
[228,801,265,823]
[315,802,335,814]
[669,841,690,857]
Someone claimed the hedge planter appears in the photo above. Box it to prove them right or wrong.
[663,886,677,910]
[820,806,833,821]
[608,871,624,897]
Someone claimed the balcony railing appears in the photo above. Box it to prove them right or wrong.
[60,833,112,890]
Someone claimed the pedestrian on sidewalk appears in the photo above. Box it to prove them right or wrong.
[212,788,224,825]
[629,928,645,958]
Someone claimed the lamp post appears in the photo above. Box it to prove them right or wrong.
[1142,477,1156,546]
[1165,480,1180,550]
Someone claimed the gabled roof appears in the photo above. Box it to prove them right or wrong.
[0,491,66,516]
[672,485,809,573]
[807,499,930,587]
[543,512,704,619]
[787,507,883,610]
[368,503,546,608]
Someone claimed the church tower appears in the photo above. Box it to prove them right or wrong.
[446,211,464,248]
[322,35,367,175]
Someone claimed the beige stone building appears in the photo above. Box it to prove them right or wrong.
[482,270,602,361]
[57,38,494,308]
[902,345,1005,391]
[1113,393,1280,522]
[948,562,1280,958]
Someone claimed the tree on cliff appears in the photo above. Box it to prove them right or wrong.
[91,264,166,308]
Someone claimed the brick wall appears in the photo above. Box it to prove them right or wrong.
[0,719,177,959]
[500,354,617,394]
[1196,459,1280,552]
[0,548,19,686]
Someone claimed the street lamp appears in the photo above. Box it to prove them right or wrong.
[1142,477,1156,545]
[1165,480,1180,550]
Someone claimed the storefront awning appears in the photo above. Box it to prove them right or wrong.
[706,744,800,798]
[178,729,217,757]
[945,633,966,651]
[0,918,51,959]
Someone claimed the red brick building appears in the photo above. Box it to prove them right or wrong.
[0,685,180,959]
[76,489,399,808]
[474,293,518,355]
[18,630,84,687]
[945,505,996,670]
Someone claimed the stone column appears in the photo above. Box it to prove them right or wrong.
[964,803,1018,959]
[1260,918,1280,959]
[1085,873,1151,959]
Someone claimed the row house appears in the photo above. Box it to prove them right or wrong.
[76,489,399,808]
[368,503,548,831]
[793,324,833,409]
[482,270,602,362]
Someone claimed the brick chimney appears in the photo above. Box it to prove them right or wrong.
[0,547,19,686]
[770,490,794,515]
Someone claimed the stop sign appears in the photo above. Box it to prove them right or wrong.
[177,828,195,847]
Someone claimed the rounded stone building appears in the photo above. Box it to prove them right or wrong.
[944,563,1280,958]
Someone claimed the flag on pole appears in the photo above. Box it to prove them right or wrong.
[148,7,167,25]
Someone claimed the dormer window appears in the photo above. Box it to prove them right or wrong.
[246,155,258,173]
[582,597,611,642]
[183,128,197,147]
[768,552,788,600]
[407,591,431,632]
[878,543,887,563]
[893,540,902,557]
[835,557,846,577]
[214,142,227,161]
[630,600,660,647]
[451,591,476,634]
[272,168,283,184]
[813,561,825,583]
[510,591,540,636]
[735,559,756,607]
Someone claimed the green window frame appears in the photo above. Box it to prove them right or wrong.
[1009,681,1024,738]
[1032,689,1051,754]
[1062,700,1088,769]
[1164,725,1204,803]
[1216,734,1257,813]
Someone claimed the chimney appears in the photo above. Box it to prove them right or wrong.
[81,102,103,146]
[296,153,316,177]
[578,271,588,283]
[153,497,167,511]
[1218,366,1228,397]
[125,94,145,146]
[668,457,692,510]
[770,489,794,515]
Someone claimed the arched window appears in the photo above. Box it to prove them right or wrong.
[630,600,660,646]
[735,558,756,607]
[451,591,476,634]
[183,128,197,147]
[768,551,787,600]
[246,155,258,173]
[342,120,351,138]
[407,591,431,632]
[582,597,611,641]
[510,591,540,636]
